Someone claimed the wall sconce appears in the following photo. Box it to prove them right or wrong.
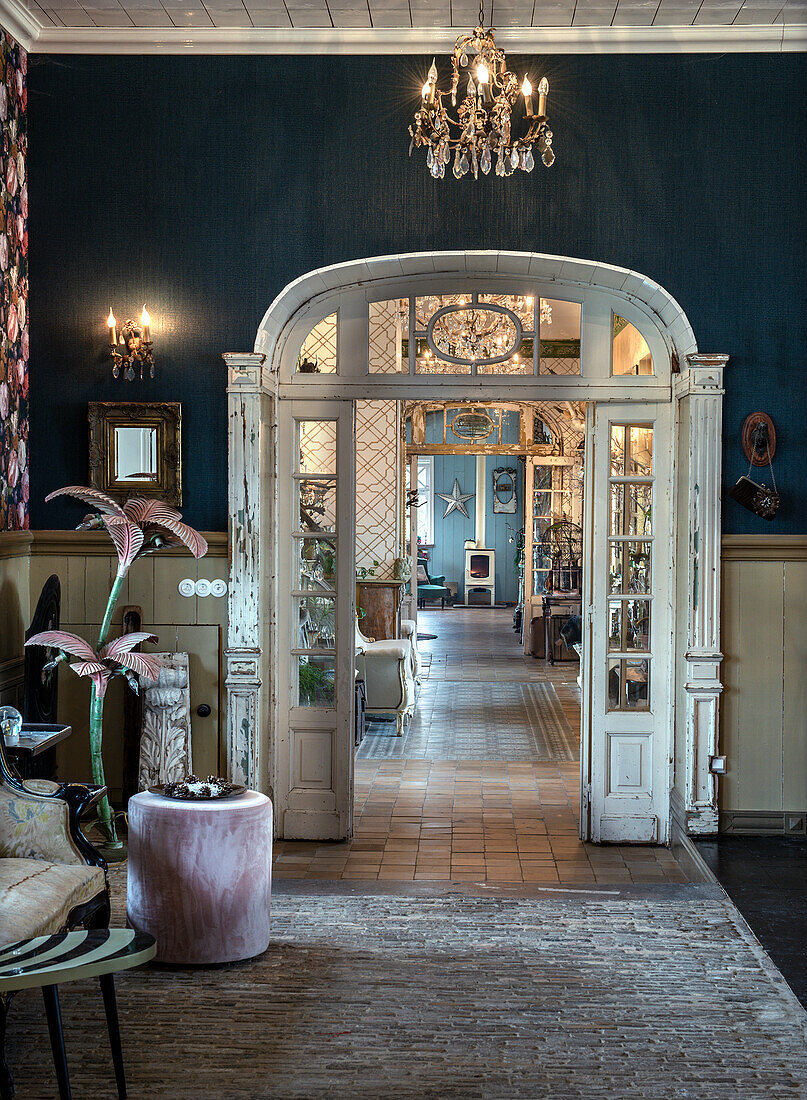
[107,305,155,381]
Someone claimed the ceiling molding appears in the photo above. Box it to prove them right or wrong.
[0,0,41,51]
[2,16,805,54]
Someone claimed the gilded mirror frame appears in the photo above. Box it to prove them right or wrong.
[88,401,182,506]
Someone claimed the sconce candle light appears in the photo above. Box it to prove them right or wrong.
[106,304,155,381]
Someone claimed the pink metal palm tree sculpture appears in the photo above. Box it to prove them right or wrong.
[26,486,208,854]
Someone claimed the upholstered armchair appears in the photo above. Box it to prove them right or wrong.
[0,738,110,943]
[416,560,449,609]
[355,617,416,736]
[399,619,423,684]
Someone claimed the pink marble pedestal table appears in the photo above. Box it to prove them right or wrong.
[127,790,273,964]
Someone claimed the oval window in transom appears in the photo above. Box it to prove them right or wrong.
[427,301,523,367]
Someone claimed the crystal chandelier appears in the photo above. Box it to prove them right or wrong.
[409,2,554,180]
[404,294,552,365]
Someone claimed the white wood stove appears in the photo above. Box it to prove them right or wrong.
[464,547,495,606]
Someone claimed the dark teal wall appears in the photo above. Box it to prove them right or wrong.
[27,53,807,532]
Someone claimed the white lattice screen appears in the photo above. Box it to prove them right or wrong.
[369,300,404,373]
[355,400,401,579]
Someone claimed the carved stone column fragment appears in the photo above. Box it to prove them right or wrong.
[223,352,276,794]
[678,354,729,835]
[138,653,192,789]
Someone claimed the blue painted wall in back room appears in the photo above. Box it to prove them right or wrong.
[26,54,807,532]
[428,454,525,605]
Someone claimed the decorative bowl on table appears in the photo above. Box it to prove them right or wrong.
[149,775,247,801]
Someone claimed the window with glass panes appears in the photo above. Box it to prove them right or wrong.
[606,425,654,711]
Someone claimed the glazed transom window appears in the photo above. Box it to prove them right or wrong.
[296,312,337,374]
[369,294,581,375]
[612,315,654,376]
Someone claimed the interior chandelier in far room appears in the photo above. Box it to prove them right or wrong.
[410,1,554,179]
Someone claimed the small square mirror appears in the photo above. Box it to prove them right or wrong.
[89,402,182,505]
[114,426,158,483]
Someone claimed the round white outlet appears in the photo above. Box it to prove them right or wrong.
[195,578,212,598]
[211,579,228,597]
[178,578,196,598]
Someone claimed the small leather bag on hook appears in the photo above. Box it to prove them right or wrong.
[728,421,780,520]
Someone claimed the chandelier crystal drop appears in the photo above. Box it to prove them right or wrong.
[409,2,554,180]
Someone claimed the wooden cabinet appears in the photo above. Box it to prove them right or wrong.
[356,580,404,640]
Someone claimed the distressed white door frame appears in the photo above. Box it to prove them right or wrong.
[579,400,596,841]
[672,354,729,836]
[224,250,727,842]
[222,352,276,796]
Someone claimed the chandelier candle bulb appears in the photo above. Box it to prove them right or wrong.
[522,76,533,116]
[107,308,117,347]
[141,305,151,343]
[537,77,548,118]
[423,58,438,104]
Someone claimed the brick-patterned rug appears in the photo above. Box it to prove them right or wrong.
[7,885,806,1098]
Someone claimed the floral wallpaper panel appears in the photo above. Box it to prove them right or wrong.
[0,31,27,530]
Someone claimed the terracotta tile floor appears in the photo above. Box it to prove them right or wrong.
[273,609,688,885]
[274,760,686,884]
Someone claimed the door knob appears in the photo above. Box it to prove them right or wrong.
[196,704,212,718]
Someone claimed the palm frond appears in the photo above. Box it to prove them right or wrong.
[103,516,145,574]
[152,517,208,559]
[45,486,125,517]
[26,631,98,661]
[123,498,183,525]
[102,632,158,658]
[69,660,108,677]
[114,651,165,682]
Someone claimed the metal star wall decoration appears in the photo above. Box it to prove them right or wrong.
[436,478,475,519]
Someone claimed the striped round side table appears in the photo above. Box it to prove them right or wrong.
[0,929,156,1100]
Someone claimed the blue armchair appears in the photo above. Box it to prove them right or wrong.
[417,560,449,609]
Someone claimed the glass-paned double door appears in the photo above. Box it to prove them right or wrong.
[277,400,355,840]
[584,403,671,845]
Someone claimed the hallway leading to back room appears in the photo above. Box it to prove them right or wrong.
[273,609,688,885]
[358,608,579,761]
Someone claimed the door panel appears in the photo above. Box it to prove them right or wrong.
[277,400,355,839]
[588,404,671,844]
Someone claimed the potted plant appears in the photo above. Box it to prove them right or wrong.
[25,486,207,859]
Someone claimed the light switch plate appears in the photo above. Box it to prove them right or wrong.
[178,578,195,598]
[195,579,212,598]
[211,579,227,597]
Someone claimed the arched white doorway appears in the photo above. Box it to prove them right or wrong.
[223,250,727,848]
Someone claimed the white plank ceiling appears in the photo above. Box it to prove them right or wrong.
[19,0,807,30]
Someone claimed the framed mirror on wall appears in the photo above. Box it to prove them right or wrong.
[88,401,182,505]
